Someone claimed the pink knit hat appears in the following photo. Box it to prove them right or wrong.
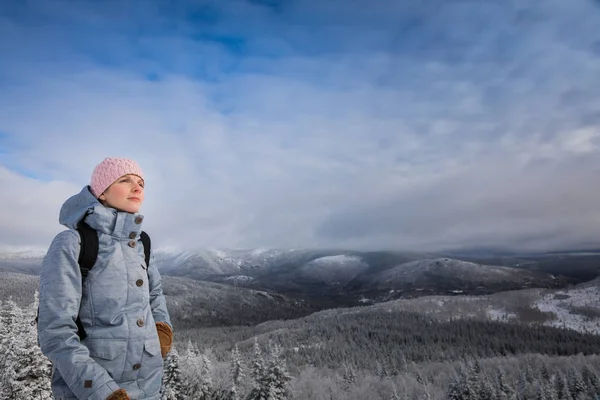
[90,157,144,197]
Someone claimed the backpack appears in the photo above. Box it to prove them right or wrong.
[36,222,151,341]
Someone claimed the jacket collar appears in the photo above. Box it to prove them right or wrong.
[84,205,145,240]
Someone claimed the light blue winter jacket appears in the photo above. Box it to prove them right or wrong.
[38,186,172,400]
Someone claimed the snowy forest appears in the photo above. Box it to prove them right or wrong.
[2,289,600,399]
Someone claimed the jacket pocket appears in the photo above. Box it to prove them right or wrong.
[143,339,161,357]
[85,339,128,381]
[138,338,163,395]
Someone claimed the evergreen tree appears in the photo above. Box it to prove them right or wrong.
[199,353,214,399]
[544,376,558,400]
[515,374,527,400]
[447,364,476,400]
[230,344,245,400]
[264,342,291,400]
[0,296,52,399]
[540,362,550,382]
[567,366,586,400]
[0,299,19,399]
[248,339,268,400]
[341,362,356,390]
[478,373,495,400]
[495,368,514,400]
[581,364,600,398]
[465,361,481,398]
[554,373,572,400]
[534,383,545,400]
[162,347,184,400]
[247,340,291,400]
[180,340,203,398]
[376,360,388,379]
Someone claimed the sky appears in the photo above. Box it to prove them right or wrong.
[1,0,600,254]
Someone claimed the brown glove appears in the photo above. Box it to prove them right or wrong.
[106,389,130,400]
[156,321,173,358]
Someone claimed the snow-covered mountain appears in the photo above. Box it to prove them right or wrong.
[153,249,569,302]
[0,247,592,305]
[345,257,558,300]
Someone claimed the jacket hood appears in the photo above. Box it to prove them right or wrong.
[59,186,102,230]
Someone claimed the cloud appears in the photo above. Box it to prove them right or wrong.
[1,0,600,252]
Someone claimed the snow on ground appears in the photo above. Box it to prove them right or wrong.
[250,248,270,256]
[310,255,362,265]
[486,308,517,322]
[209,248,232,260]
[223,275,254,285]
[534,285,600,334]
[301,255,368,285]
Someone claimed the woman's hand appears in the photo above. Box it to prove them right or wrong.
[156,321,173,358]
[106,388,129,400]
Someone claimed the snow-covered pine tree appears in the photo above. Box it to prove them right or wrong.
[230,344,244,400]
[567,366,586,400]
[581,364,600,398]
[540,361,550,382]
[162,347,184,400]
[544,376,558,400]
[264,342,291,400]
[554,373,572,400]
[341,362,356,390]
[534,382,545,400]
[465,360,481,399]
[247,340,291,400]
[478,373,495,400]
[199,353,214,398]
[248,338,268,400]
[447,364,474,400]
[494,367,513,400]
[0,295,52,399]
[180,340,203,398]
[0,299,18,399]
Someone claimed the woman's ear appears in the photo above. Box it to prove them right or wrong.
[99,193,106,201]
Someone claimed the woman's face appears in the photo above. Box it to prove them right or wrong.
[99,174,145,213]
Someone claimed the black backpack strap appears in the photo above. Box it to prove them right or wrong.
[77,222,99,277]
[140,231,151,269]
[75,222,98,341]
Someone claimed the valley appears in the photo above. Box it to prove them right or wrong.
[2,248,600,399]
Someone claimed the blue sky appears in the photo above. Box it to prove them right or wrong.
[1,0,600,253]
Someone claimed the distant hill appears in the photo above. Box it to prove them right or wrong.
[156,249,571,303]
[2,247,598,306]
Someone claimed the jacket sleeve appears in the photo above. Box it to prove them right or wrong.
[38,230,121,400]
[147,249,172,329]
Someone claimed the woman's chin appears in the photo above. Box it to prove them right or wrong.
[114,204,142,214]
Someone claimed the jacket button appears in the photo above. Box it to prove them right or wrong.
[129,232,137,239]
[136,279,144,287]
[128,240,136,248]
[133,363,141,370]
[134,216,143,224]
[137,319,145,327]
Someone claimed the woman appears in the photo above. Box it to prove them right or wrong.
[38,157,173,400]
